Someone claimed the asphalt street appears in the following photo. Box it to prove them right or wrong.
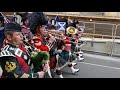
[56,53,120,78]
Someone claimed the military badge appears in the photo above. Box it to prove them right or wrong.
[5,61,16,72]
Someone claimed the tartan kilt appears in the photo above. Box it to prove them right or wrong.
[49,39,77,69]
[49,39,60,69]
[49,39,69,69]
[71,43,76,53]
[57,50,77,67]
[49,50,70,69]
[56,44,77,68]
[57,50,69,67]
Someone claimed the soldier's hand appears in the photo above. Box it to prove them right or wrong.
[37,71,45,78]
[48,36,56,43]
[42,63,49,72]
[57,49,62,53]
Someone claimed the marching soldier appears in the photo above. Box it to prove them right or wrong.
[27,12,53,52]
[0,22,49,78]
[48,17,80,78]
[27,12,57,78]
[67,20,84,61]
[56,32,80,78]
[27,12,81,78]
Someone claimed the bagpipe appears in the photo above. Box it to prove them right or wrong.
[22,23,87,77]
[22,34,50,65]
[23,31,60,78]
[43,26,87,59]
[46,26,87,46]
[0,12,54,78]
[22,40,55,78]
[42,26,86,70]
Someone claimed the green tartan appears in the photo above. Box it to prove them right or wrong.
[59,50,70,61]
[42,37,47,45]
[71,43,76,53]
[50,39,61,56]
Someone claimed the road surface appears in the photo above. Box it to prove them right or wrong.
[55,53,120,78]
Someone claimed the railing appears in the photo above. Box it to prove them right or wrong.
[45,12,104,16]
[45,12,120,18]
[80,12,104,16]
[81,33,120,39]
[79,21,118,37]
[78,21,120,57]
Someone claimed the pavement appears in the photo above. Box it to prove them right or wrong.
[56,53,120,78]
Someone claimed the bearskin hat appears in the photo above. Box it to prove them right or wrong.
[21,12,29,22]
[68,23,76,28]
[46,25,56,30]
[68,20,79,28]
[27,12,48,34]
[75,20,79,24]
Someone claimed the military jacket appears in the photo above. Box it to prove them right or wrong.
[0,44,39,78]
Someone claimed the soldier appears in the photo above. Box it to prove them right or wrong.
[27,12,80,78]
[0,22,49,78]
[27,12,57,78]
[27,12,52,52]
[48,18,80,78]
[68,20,84,61]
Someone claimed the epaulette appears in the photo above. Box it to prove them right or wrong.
[0,50,15,57]
[0,45,29,62]
[0,45,15,57]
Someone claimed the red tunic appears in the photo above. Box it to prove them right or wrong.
[64,37,71,52]
[1,44,30,78]
[17,44,29,73]
[33,35,49,52]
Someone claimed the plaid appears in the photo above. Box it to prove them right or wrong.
[49,38,77,68]
[71,43,76,53]
[59,50,70,61]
